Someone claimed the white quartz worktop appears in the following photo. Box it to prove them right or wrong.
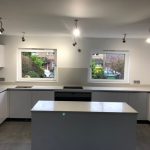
[1,84,150,92]
[32,85,63,89]
[83,86,150,92]
[31,101,137,113]
[0,88,6,93]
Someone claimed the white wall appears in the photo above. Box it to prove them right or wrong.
[0,35,150,85]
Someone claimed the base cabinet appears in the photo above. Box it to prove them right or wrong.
[92,91,129,103]
[92,91,148,120]
[9,90,31,118]
[32,107,137,150]
[0,91,8,124]
[8,90,148,120]
[31,91,54,107]
[9,90,54,118]
[128,92,148,120]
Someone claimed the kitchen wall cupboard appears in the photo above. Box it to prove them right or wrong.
[9,90,54,118]
[0,45,5,67]
[0,91,8,124]
[92,91,148,120]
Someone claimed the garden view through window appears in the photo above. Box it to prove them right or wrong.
[18,48,57,81]
[90,51,129,82]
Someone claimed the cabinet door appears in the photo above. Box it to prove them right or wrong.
[92,91,129,103]
[0,91,8,124]
[128,92,148,120]
[0,45,5,67]
[9,90,31,118]
[31,90,54,107]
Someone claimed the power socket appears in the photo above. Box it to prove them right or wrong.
[0,78,5,81]
[133,80,140,84]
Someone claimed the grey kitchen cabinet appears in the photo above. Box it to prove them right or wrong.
[0,45,5,67]
[128,92,148,120]
[31,90,54,107]
[9,90,31,118]
[8,89,149,120]
[0,91,8,124]
[9,90,54,118]
[92,91,148,120]
[92,91,129,103]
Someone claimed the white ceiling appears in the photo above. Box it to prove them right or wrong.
[0,0,150,38]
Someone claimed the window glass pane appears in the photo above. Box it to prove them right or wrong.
[91,52,125,80]
[21,50,56,79]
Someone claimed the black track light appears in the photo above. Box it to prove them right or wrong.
[72,42,77,46]
[122,34,126,43]
[0,17,4,34]
[22,32,25,42]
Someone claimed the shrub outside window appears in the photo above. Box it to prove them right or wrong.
[89,50,129,83]
[17,48,57,82]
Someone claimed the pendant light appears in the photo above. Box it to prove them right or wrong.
[72,19,82,52]
[72,19,80,37]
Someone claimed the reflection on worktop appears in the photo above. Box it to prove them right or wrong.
[15,86,33,88]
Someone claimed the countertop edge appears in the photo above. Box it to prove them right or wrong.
[1,85,150,92]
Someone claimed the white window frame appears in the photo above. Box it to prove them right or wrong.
[88,50,130,83]
[17,48,57,82]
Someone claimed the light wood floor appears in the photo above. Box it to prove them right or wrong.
[0,121,149,150]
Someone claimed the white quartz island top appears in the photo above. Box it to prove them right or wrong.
[31,101,137,113]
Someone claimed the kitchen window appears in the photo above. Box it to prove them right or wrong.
[89,50,129,83]
[17,48,57,82]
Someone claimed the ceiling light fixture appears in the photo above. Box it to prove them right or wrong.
[73,19,80,37]
[122,33,126,43]
[0,17,4,35]
[72,41,77,47]
[146,38,150,43]
[146,28,150,44]
[72,19,82,52]
[22,32,25,42]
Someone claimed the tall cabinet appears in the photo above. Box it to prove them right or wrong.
[0,45,5,67]
[0,91,8,124]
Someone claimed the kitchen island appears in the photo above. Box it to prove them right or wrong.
[31,101,137,150]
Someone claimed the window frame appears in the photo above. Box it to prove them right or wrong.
[17,48,57,82]
[88,50,130,83]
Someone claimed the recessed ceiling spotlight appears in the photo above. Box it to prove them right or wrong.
[0,17,4,35]
[73,19,80,37]
[122,33,126,43]
[22,32,25,42]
